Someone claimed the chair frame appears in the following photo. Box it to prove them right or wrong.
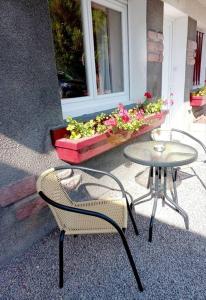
[38,166,143,292]
[150,128,206,183]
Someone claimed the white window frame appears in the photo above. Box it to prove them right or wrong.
[61,0,129,118]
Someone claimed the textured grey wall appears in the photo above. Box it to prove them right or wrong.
[147,0,163,97]
[0,0,64,188]
[0,0,66,263]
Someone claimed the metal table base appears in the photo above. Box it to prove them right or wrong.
[131,167,189,242]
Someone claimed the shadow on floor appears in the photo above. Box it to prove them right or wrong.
[0,213,206,300]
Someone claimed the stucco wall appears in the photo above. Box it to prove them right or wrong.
[0,0,64,187]
[162,0,206,30]
[0,0,65,263]
[147,0,164,97]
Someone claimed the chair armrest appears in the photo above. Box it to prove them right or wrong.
[54,165,127,197]
[171,128,206,162]
[38,191,124,234]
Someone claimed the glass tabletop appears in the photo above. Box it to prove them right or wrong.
[124,141,198,167]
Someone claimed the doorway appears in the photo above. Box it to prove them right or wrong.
[162,3,188,128]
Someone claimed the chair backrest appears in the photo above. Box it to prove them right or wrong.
[36,168,74,229]
[151,128,206,163]
[151,128,173,142]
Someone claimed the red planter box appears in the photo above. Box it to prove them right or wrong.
[52,111,167,164]
[190,95,206,107]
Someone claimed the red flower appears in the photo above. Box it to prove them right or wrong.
[118,106,130,123]
[104,118,117,127]
[122,114,130,123]
[144,91,153,99]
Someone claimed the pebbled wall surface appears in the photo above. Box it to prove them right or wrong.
[0,0,65,264]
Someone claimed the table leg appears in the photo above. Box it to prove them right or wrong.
[148,197,158,242]
[132,166,154,207]
[146,167,153,189]
[163,168,189,230]
[171,167,178,204]
[148,167,159,242]
[132,166,189,242]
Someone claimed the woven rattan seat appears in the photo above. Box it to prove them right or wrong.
[37,166,143,292]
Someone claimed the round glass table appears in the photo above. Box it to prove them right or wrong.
[124,141,198,242]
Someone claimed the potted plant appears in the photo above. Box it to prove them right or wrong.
[190,86,206,107]
[51,93,167,164]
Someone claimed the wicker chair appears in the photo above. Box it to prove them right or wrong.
[36,166,143,292]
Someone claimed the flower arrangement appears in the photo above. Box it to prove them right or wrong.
[191,86,206,96]
[66,92,164,139]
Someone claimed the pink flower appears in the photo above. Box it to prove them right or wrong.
[118,103,124,111]
[144,91,153,99]
[155,112,162,119]
[104,118,117,127]
[164,99,174,106]
[136,109,145,120]
[118,107,130,123]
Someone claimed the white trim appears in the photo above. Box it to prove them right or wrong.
[60,0,129,118]
[200,33,206,86]
[81,0,95,99]
[128,0,147,103]
[62,97,132,118]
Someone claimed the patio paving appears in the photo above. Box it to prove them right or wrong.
[0,156,206,299]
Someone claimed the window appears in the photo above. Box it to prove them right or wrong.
[49,0,88,99]
[49,0,129,117]
[92,2,124,94]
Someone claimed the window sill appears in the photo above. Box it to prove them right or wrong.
[190,95,206,107]
[51,111,167,164]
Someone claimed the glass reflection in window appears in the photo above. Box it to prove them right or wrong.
[49,0,88,99]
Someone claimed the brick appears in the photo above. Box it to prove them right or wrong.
[16,196,47,221]
[187,58,195,65]
[187,49,195,58]
[0,175,37,207]
[148,41,163,53]
[157,33,163,41]
[188,40,197,50]
[148,30,158,41]
[148,52,163,63]
[148,30,163,42]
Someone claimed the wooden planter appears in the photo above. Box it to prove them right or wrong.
[51,111,167,164]
[190,94,206,107]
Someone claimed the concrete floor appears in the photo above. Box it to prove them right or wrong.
[1,154,206,300]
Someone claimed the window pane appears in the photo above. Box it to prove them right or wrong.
[92,2,124,95]
[49,0,88,99]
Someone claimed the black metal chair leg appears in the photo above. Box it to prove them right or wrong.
[148,217,154,242]
[59,230,65,288]
[118,229,143,291]
[126,196,139,236]
[40,191,143,292]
